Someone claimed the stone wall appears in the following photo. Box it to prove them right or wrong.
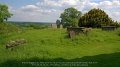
[102,26,116,31]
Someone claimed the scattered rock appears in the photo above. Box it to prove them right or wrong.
[82,28,92,35]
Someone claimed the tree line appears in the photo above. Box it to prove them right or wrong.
[0,4,119,28]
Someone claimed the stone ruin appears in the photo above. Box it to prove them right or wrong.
[6,38,27,50]
[51,23,57,28]
[67,27,92,38]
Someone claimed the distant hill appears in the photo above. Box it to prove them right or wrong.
[6,21,56,27]
[7,21,55,24]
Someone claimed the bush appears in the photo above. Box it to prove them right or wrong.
[0,22,20,34]
[78,8,114,28]
[116,28,120,36]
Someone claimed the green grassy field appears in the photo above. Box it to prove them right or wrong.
[0,28,120,67]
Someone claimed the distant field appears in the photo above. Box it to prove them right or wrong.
[0,28,120,67]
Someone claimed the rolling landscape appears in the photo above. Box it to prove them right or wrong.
[0,0,120,67]
[1,28,120,67]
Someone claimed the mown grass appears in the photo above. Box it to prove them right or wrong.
[0,28,120,67]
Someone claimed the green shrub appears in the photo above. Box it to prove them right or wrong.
[0,22,20,34]
[116,28,120,36]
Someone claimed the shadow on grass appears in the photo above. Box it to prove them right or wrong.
[0,52,120,67]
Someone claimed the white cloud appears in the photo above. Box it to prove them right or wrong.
[60,0,79,6]
[22,5,39,9]
[100,1,112,6]
[37,0,80,7]
[108,11,120,22]
[36,0,61,7]
[9,0,120,22]
[112,0,120,6]
[9,4,62,22]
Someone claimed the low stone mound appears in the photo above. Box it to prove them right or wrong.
[6,38,27,50]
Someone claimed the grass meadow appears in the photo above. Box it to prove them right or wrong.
[0,28,120,67]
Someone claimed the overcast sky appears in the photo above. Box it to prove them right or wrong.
[0,0,120,23]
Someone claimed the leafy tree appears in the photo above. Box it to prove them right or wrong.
[110,21,120,27]
[60,7,82,27]
[78,8,114,28]
[56,19,61,28]
[0,4,13,22]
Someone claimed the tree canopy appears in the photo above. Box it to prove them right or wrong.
[0,4,13,22]
[60,7,82,27]
[78,8,114,28]
[56,19,61,28]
